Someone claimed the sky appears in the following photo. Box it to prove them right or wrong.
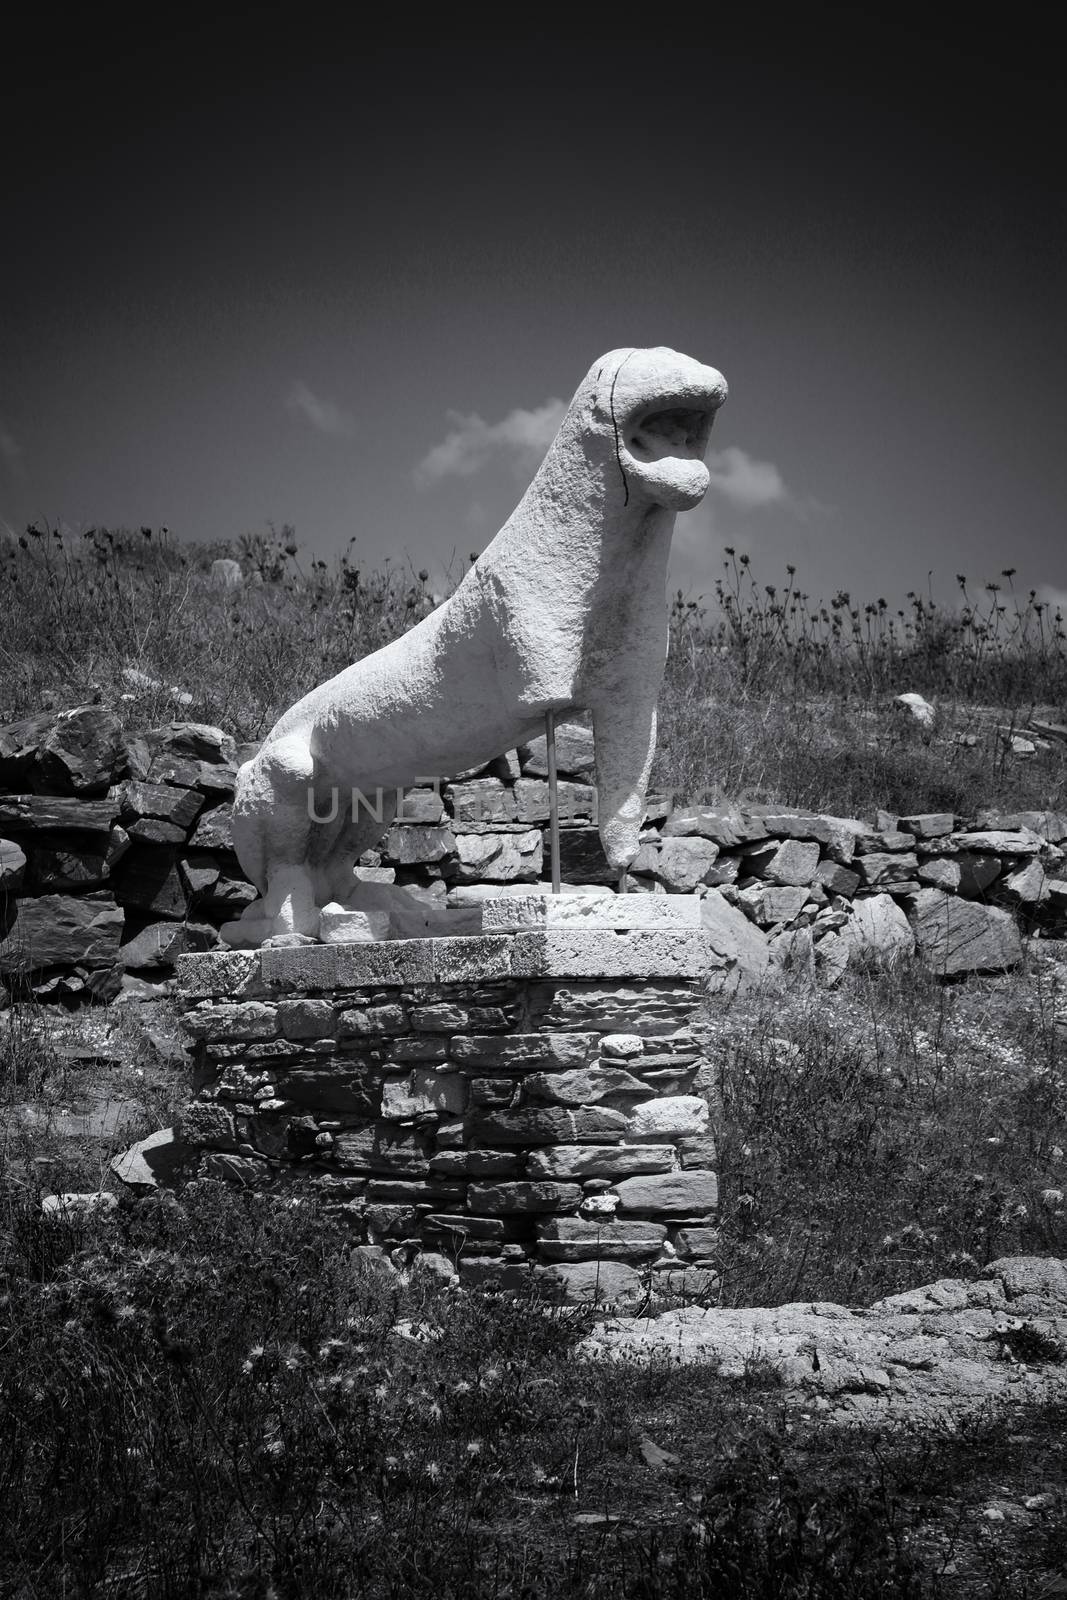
[3,15,1064,617]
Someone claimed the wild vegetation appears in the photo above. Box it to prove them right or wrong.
[2,523,1065,818]
[1,525,1066,1595]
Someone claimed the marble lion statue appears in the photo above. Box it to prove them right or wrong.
[226,345,727,943]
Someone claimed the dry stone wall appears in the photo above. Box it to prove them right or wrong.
[2,705,1066,1003]
[175,930,723,1303]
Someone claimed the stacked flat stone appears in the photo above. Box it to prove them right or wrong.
[176,918,724,1305]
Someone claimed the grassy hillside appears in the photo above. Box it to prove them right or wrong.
[2,524,1065,819]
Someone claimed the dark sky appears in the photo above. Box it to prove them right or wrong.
[4,14,1064,613]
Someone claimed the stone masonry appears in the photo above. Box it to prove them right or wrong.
[175,924,724,1304]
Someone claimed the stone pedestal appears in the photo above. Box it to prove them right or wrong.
[175,922,724,1304]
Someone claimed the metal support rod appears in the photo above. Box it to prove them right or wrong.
[545,710,561,893]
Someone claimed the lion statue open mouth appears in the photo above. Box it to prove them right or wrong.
[225,346,727,944]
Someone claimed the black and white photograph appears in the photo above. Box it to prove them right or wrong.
[2,13,1065,1596]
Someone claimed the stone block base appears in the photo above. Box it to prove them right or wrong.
[175,931,722,1302]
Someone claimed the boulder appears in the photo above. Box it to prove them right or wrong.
[662,805,768,847]
[0,795,118,838]
[536,1218,667,1262]
[840,893,915,964]
[0,705,126,795]
[451,830,542,883]
[210,557,243,588]
[111,1127,192,1191]
[121,781,203,831]
[0,839,26,894]
[536,1260,646,1307]
[646,836,721,892]
[518,722,596,779]
[765,839,820,887]
[118,920,219,969]
[0,891,124,975]
[112,846,188,920]
[145,723,238,766]
[188,805,234,851]
[1002,859,1051,906]
[27,841,110,890]
[909,888,1022,975]
[893,691,935,729]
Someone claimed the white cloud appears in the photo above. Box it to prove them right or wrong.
[705,445,788,510]
[414,399,567,488]
[0,420,24,481]
[286,381,356,438]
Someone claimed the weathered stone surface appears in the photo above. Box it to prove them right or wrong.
[518,722,596,779]
[146,754,237,795]
[581,1255,1067,1427]
[445,778,516,825]
[527,980,700,1035]
[910,889,1023,975]
[466,1181,582,1213]
[179,1101,237,1147]
[854,829,918,855]
[451,830,542,883]
[698,889,770,985]
[955,852,1002,897]
[0,892,123,974]
[513,778,595,824]
[975,809,1067,843]
[427,1149,524,1177]
[481,894,700,932]
[381,1069,466,1119]
[950,829,1043,856]
[673,1226,719,1258]
[451,1032,597,1070]
[273,1064,381,1116]
[0,839,27,893]
[537,1217,666,1262]
[814,859,860,897]
[333,1127,430,1175]
[145,723,238,766]
[556,829,619,886]
[187,805,234,851]
[526,1144,677,1180]
[1002,858,1051,905]
[471,1107,629,1145]
[175,949,263,1000]
[0,794,118,838]
[510,929,718,980]
[899,812,955,838]
[382,824,457,865]
[178,851,220,899]
[119,920,218,969]
[763,839,820,887]
[734,884,808,928]
[113,845,188,920]
[627,1096,709,1139]
[537,1259,645,1306]
[39,708,125,793]
[111,1127,190,1191]
[918,857,961,891]
[841,893,915,963]
[394,785,446,825]
[600,1034,645,1059]
[121,781,203,830]
[856,851,920,887]
[662,805,767,847]
[750,810,861,862]
[524,1066,646,1104]
[184,1000,278,1040]
[613,1170,718,1214]
[645,837,721,892]
[275,998,337,1039]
